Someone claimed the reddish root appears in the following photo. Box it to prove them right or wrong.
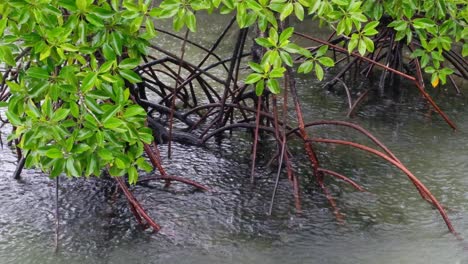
[143,143,209,191]
[115,177,161,232]
[318,177,345,224]
[310,137,456,234]
[141,175,210,191]
[318,168,365,192]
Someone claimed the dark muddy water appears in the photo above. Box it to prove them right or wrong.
[1,13,468,264]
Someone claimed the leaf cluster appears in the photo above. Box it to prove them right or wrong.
[0,0,158,183]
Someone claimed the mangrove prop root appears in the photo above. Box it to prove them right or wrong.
[143,143,209,191]
[161,175,209,191]
[347,89,369,118]
[318,168,365,192]
[288,120,402,163]
[287,68,321,176]
[115,177,161,232]
[128,30,459,235]
[310,137,456,234]
[319,178,345,224]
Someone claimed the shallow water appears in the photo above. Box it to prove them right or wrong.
[1,13,468,264]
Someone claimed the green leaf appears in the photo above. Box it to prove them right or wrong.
[269,27,279,44]
[245,73,263,84]
[363,37,374,52]
[0,18,7,37]
[52,108,70,122]
[6,110,22,126]
[255,80,265,96]
[136,157,153,172]
[332,0,348,6]
[186,11,197,32]
[316,45,328,56]
[363,21,379,35]
[101,106,121,126]
[413,18,435,29]
[66,158,81,177]
[118,58,141,70]
[115,156,128,169]
[294,2,304,21]
[318,57,335,67]
[248,62,263,73]
[102,43,116,61]
[280,2,294,21]
[173,10,185,31]
[257,15,268,32]
[103,117,125,129]
[269,66,284,77]
[255,37,274,48]
[60,43,78,52]
[282,43,306,55]
[85,96,104,114]
[124,105,147,118]
[315,63,324,80]
[46,148,63,159]
[138,129,153,144]
[76,0,89,11]
[50,159,65,178]
[26,100,41,119]
[0,46,16,67]
[279,27,294,45]
[73,144,91,154]
[78,20,87,45]
[110,31,123,56]
[142,17,158,40]
[98,148,114,160]
[27,67,49,80]
[279,51,293,66]
[245,0,263,11]
[425,66,435,74]
[462,44,468,57]
[348,38,358,53]
[336,19,346,35]
[267,78,280,94]
[264,50,281,67]
[119,69,142,83]
[388,20,407,31]
[298,60,313,74]
[100,61,115,73]
[91,7,115,19]
[358,39,367,55]
[85,155,98,177]
[109,166,126,177]
[81,72,98,92]
[127,166,138,184]
[309,0,321,14]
